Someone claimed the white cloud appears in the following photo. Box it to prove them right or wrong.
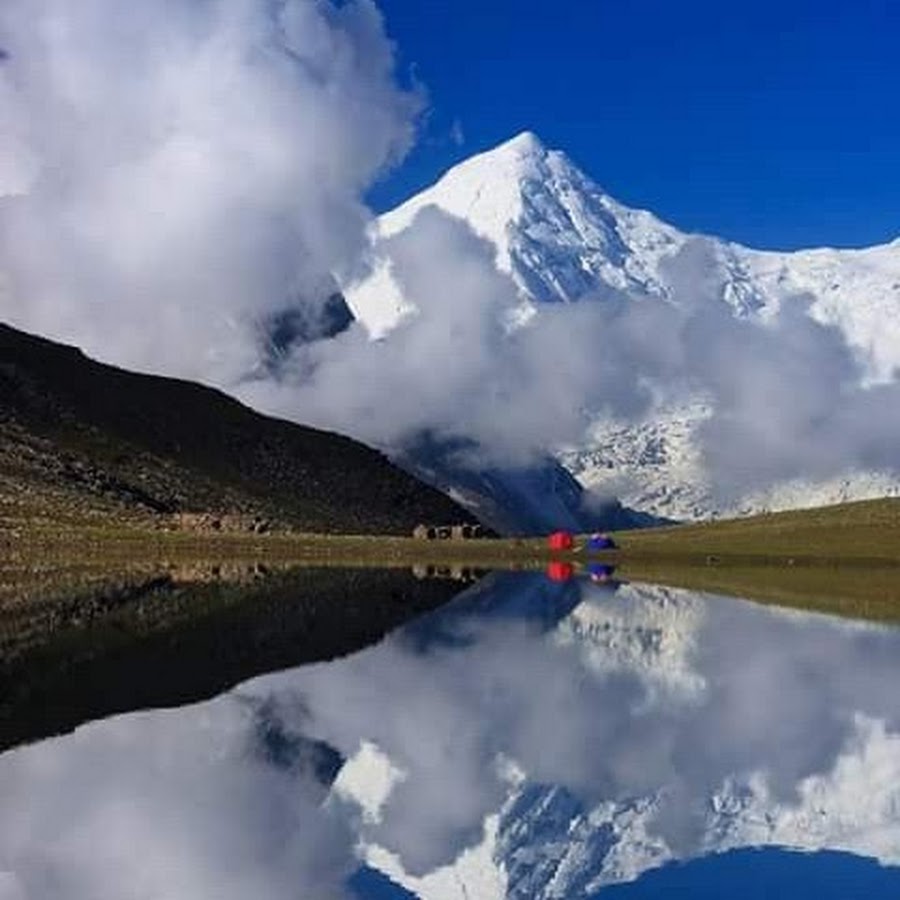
[0,0,420,384]
[242,210,900,493]
[0,698,356,899]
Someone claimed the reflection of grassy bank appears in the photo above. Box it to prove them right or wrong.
[0,566,465,753]
[608,499,900,623]
[618,560,900,624]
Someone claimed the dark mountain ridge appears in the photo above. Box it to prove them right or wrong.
[0,322,476,534]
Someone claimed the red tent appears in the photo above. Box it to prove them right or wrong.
[547,531,575,551]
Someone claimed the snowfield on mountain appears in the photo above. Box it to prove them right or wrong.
[345,132,900,520]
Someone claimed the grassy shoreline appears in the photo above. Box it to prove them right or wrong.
[4,497,900,625]
[6,496,900,567]
[610,497,900,562]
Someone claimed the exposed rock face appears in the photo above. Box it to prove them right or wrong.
[257,290,355,374]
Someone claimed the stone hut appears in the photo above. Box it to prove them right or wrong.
[412,523,483,540]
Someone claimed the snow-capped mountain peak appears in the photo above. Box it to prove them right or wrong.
[382,130,557,241]
[494,128,546,154]
[351,131,900,349]
[365,130,683,315]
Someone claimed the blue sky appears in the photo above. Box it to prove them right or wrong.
[368,0,900,250]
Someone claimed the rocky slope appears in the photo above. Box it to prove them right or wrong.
[0,322,475,535]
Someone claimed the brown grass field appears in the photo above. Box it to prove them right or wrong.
[610,497,900,564]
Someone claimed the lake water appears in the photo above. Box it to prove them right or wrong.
[2,569,900,898]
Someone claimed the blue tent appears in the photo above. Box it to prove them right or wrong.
[587,533,616,551]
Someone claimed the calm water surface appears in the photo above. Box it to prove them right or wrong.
[2,570,900,898]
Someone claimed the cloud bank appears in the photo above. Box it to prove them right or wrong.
[0,0,419,384]
[0,696,357,900]
[246,214,900,494]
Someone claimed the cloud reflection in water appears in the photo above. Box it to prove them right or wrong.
[2,574,900,898]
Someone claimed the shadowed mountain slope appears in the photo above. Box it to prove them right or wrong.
[0,322,476,535]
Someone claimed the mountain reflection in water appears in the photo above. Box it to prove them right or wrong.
[2,571,900,898]
[0,566,467,752]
